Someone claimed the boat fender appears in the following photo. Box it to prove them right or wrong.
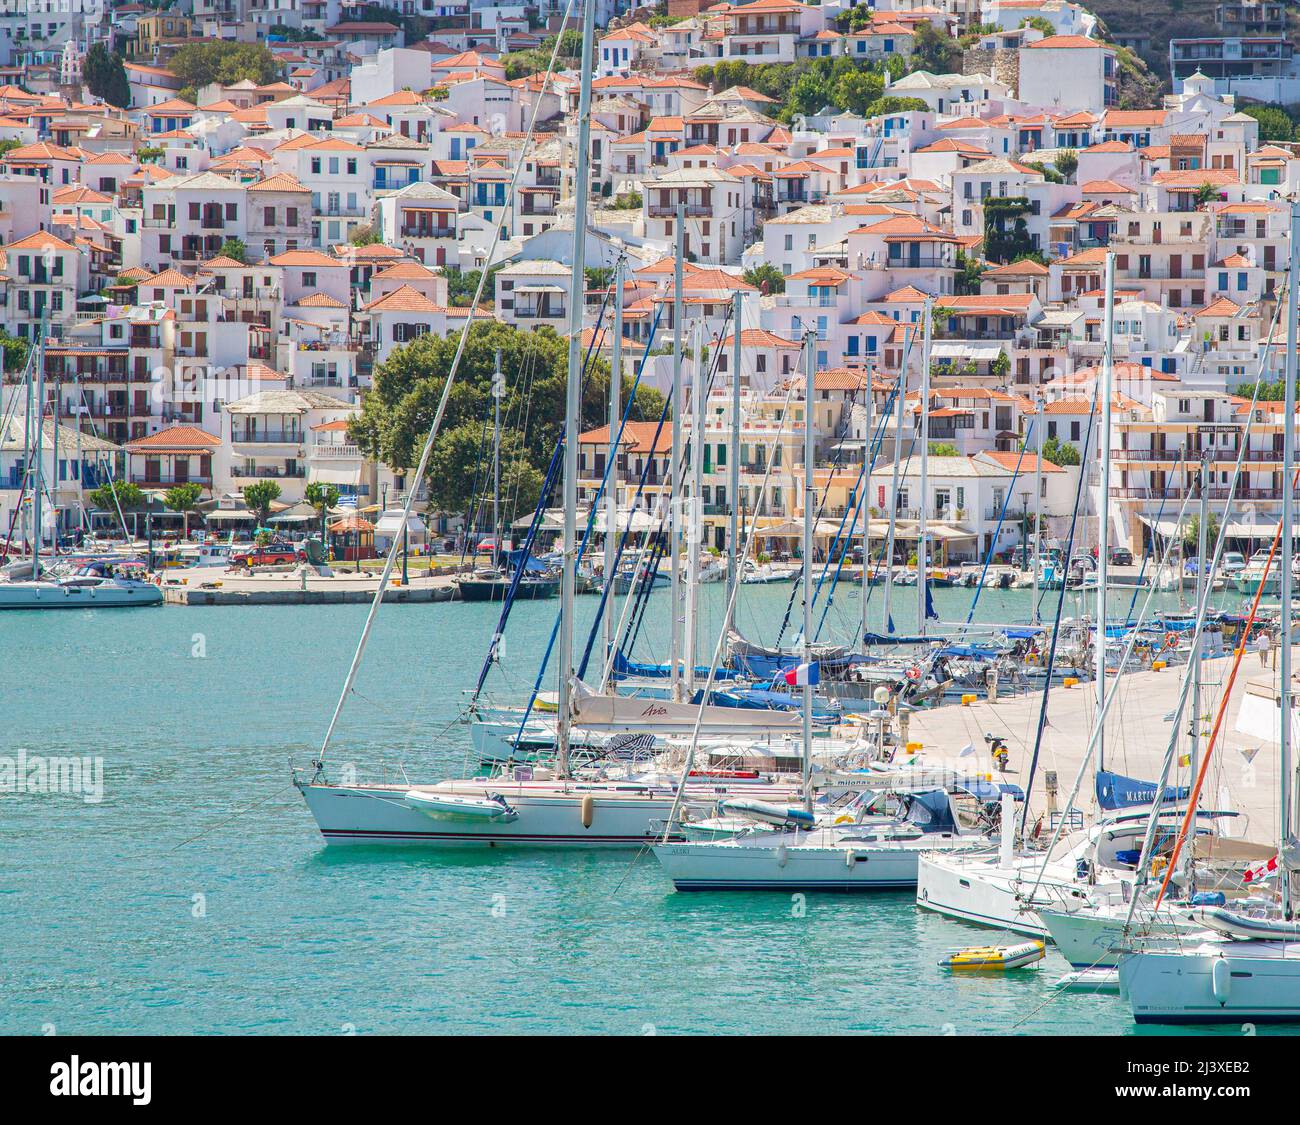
[1211,956,1231,1005]
[580,794,594,829]
[776,844,788,868]
[844,850,854,868]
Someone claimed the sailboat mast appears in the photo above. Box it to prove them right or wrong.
[669,203,685,700]
[492,347,502,564]
[1032,394,1043,624]
[603,258,623,659]
[883,326,911,628]
[727,289,742,607]
[685,318,704,695]
[916,297,932,636]
[1097,251,1115,773]
[33,328,44,577]
[1279,200,1299,917]
[861,369,873,644]
[1185,451,1208,891]
[556,0,596,780]
[801,329,816,813]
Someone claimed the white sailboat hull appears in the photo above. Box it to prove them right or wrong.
[297,776,796,847]
[1038,903,1201,969]
[1121,942,1300,1024]
[654,834,985,891]
[0,579,163,608]
[915,851,1058,937]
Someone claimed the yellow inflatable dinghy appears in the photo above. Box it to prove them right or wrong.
[940,941,1045,970]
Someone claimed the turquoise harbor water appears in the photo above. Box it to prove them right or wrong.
[0,582,1271,1035]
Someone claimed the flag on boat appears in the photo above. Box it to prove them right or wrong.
[1244,853,1279,884]
[781,662,820,686]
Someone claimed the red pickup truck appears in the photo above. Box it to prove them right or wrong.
[231,542,302,568]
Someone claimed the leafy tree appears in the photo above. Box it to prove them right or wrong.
[136,145,164,164]
[219,238,247,263]
[928,442,959,456]
[612,190,642,210]
[863,95,929,119]
[169,42,278,93]
[742,262,786,294]
[83,43,130,108]
[441,263,503,307]
[1055,148,1078,183]
[347,322,664,513]
[1239,103,1294,143]
[242,481,281,526]
[832,69,885,117]
[304,481,339,541]
[1019,15,1055,35]
[1193,181,1221,209]
[1182,512,1221,554]
[0,328,30,374]
[910,22,959,74]
[349,224,382,246]
[163,482,203,537]
[1235,377,1290,401]
[954,250,984,296]
[1041,435,1081,466]
[89,480,144,512]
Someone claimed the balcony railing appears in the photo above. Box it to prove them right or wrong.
[311,444,360,459]
[232,429,303,444]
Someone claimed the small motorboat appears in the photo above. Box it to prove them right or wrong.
[1053,967,1121,992]
[403,790,518,820]
[940,941,1045,971]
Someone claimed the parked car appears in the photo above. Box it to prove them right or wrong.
[1221,552,1247,575]
[231,541,302,568]
[1107,546,1133,566]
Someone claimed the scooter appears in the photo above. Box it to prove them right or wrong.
[985,732,1010,773]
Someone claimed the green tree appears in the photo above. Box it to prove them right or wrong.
[832,69,884,117]
[1055,148,1078,183]
[928,442,959,456]
[910,22,959,73]
[1193,181,1222,209]
[83,43,130,108]
[242,481,281,526]
[742,262,786,294]
[863,95,929,119]
[89,480,144,512]
[424,421,542,519]
[1240,103,1295,143]
[1182,512,1221,554]
[163,482,203,538]
[1019,15,1055,35]
[304,481,339,543]
[0,328,30,374]
[219,238,247,263]
[1041,435,1081,466]
[347,322,664,511]
[169,42,278,93]
[349,224,382,247]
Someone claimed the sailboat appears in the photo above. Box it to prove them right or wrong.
[0,332,161,610]
[1120,211,1300,1022]
[294,5,809,846]
[651,333,1003,890]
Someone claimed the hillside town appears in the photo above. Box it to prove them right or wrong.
[2,0,1299,565]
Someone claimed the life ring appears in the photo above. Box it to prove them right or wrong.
[1163,632,1178,650]
[905,665,921,682]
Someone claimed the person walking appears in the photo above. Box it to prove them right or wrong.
[1257,627,1273,668]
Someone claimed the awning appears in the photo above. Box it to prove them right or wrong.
[930,342,1005,362]
[1139,514,1273,539]
[374,510,427,537]
[309,465,362,485]
[205,507,258,521]
[514,284,567,294]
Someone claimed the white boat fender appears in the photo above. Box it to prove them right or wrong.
[776,844,788,868]
[580,794,594,829]
[1211,956,1232,1005]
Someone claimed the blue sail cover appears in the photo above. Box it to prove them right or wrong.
[925,582,939,621]
[1095,770,1191,811]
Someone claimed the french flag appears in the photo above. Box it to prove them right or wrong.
[782,661,820,687]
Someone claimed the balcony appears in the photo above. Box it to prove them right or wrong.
[232,466,306,480]
[232,429,304,444]
[400,226,455,239]
[513,306,566,320]
[648,203,712,217]
[311,443,360,459]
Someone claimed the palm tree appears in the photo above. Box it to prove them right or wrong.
[304,481,339,547]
